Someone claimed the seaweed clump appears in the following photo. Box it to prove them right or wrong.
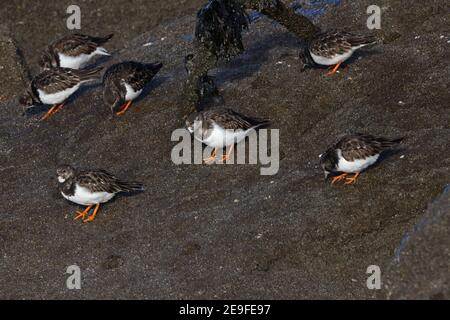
[195,0,249,59]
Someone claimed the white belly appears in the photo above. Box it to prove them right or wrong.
[62,184,115,206]
[310,49,354,66]
[58,47,110,69]
[124,83,143,101]
[196,124,250,148]
[336,152,379,173]
[38,84,80,105]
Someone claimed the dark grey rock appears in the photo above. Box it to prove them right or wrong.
[0,0,449,299]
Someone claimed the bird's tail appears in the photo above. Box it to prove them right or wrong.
[145,61,163,74]
[248,117,271,129]
[92,33,114,45]
[77,66,104,82]
[117,180,145,192]
[378,136,404,148]
[349,34,379,47]
[95,47,111,56]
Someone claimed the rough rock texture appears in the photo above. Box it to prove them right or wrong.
[0,25,29,103]
[0,0,449,299]
[382,186,450,300]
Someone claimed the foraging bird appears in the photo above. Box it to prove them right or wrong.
[19,66,103,120]
[186,107,270,163]
[300,30,378,75]
[57,165,144,223]
[40,33,113,70]
[102,61,163,116]
[320,133,403,185]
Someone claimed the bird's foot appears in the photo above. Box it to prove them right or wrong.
[203,149,217,164]
[331,173,348,184]
[74,205,92,221]
[41,103,64,121]
[116,101,133,117]
[221,145,234,162]
[83,204,101,223]
[326,61,343,76]
[344,173,360,185]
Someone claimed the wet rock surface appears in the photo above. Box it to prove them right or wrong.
[0,0,449,299]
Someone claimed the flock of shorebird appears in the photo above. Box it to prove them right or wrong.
[19,15,403,223]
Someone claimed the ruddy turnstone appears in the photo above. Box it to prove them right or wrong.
[102,61,163,116]
[40,33,113,70]
[300,30,378,75]
[57,165,144,223]
[320,133,403,185]
[19,66,103,120]
[186,107,270,163]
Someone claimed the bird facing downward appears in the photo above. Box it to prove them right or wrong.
[300,30,378,75]
[57,165,144,223]
[40,33,113,70]
[103,61,163,116]
[19,66,103,120]
[320,133,403,185]
[186,107,270,163]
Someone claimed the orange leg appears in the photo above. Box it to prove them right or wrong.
[41,104,58,121]
[221,145,234,162]
[116,101,133,116]
[331,173,348,184]
[203,148,217,164]
[326,61,343,76]
[345,172,360,185]
[74,205,93,221]
[83,203,101,223]
[50,103,65,116]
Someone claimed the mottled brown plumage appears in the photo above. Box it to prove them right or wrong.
[336,134,403,162]
[320,133,403,184]
[57,165,144,223]
[309,30,377,59]
[19,66,103,107]
[187,107,270,134]
[102,61,162,113]
[73,170,144,194]
[40,33,113,69]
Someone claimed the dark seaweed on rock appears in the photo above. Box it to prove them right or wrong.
[195,0,249,59]
[246,0,281,11]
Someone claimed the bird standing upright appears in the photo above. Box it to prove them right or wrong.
[57,165,144,223]
[186,107,270,163]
